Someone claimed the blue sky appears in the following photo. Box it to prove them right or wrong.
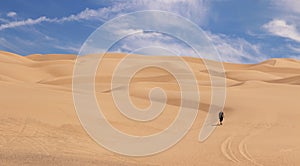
[1,0,300,63]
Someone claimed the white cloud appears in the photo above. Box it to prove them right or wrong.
[114,29,144,36]
[0,9,101,30]
[207,32,267,63]
[7,11,17,17]
[288,45,300,52]
[109,30,196,56]
[0,0,210,31]
[122,0,210,25]
[58,8,108,22]
[0,18,8,23]
[67,0,210,25]
[273,0,300,14]
[108,31,268,63]
[0,16,54,30]
[0,0,213,58]
[263,19,300,42]
[0,6,124,31]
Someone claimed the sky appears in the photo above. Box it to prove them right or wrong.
[1,0,300,63]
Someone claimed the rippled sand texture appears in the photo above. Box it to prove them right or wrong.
[0,51,299,165]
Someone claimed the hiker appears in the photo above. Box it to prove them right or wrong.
[219,111,224,125]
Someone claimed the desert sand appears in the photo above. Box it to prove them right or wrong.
[0,50,299,165]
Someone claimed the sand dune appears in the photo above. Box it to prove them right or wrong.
[268,75,300,85]
[0,51,299,165]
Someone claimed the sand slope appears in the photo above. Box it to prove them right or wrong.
[0,51,299,165]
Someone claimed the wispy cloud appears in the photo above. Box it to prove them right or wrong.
[1,0,267,63]
[0,0,210,31]
[58,8,108,22]
[109,30,195,56]
[263,19,300,42]
[123,0,210,25]
[272,0,300,14]
[107,29,267,63]
[53,44,80,53]
[287,55,300,60]
[0,8,110,31]
[0,18,8,23]
[288,44,300,52]
[207,32,268,63]
[0,16,53,30]
[0,37,27,54]
[7,11,17,18]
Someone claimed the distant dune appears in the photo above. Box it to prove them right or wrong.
[0,51,299,165]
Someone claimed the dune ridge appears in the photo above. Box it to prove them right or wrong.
[0,51,299,165]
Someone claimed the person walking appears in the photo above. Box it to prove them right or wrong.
[219,111,224,125]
